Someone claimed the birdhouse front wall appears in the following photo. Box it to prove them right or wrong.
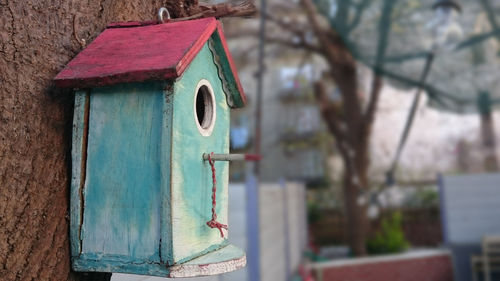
[168,41,230,264]
[71,82,167,273]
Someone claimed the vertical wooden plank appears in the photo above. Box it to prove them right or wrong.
[301,181,308,252]
[222,183,249,281]
[71,90,89,257]
[280,180,291,281]
[287,182,307,272]
[160,83,174,264]
[82,82,163,262]
[259,184,287,281]
[245,174,260,281]
[437,174,448,245]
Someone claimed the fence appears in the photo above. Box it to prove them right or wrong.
[439,173,500,281]
[259,182,308,281]
[310,208,442,248]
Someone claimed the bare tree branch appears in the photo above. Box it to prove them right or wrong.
[268,2,299,12]
[363,74,382,129]
[347,0,370,32]
[168,0,257,21]
[314,80,355,176]
[265,12,310,36]
[226,27,323,54]
[264,13,324,54]
[361,0,393,133]
[301,0,362,145]
[265,37,323,54]
[314,81,347,142]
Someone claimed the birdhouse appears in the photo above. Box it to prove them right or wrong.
[54,16,247,277]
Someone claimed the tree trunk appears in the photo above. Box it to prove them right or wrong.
[300,0,382,256]
[342,140,370,256]
[343,179,368,256]
[314,77,374,256]
[480,112,499,171]
[0,1,169,280]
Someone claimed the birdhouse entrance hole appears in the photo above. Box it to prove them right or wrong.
[195,79,216,136]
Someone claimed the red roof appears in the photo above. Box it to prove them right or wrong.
[54,17,245,106]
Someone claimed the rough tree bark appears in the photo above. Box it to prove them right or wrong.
[0,1,254,280]
[0,2,169,280]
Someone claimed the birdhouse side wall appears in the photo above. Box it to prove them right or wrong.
[169,42,230,264]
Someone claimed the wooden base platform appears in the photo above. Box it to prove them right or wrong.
[168,244,246,278]
[72,244,246,278]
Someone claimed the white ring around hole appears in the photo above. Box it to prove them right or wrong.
[194,79,216,137]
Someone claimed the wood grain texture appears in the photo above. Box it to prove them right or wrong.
[71,82,172,276]
[75,245,245,278]
[81,82,164,261]
[70,43,245,277]
[169,245,246,278]
[54,18,217,88]
[71,90,89,258]
[170,42,231,264]
[53,18,246,109]
[160,84,175,265]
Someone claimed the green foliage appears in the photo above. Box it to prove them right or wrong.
[307,202,323,224]
[405,188,439,208]
[366,212,409,255]
[306,177,331,190]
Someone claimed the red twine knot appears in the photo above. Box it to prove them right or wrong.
[206,152,228,238]
[206,219,228,238]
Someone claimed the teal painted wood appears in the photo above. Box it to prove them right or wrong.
[73,253,169,276]
[72,244,245,277]
[70,37,245,277]
[168,244,246,277]
[170,42,231,264]
[82,82,165,262]
[209,32,245,107]
[160,85,174,264]
[71,90,89,258]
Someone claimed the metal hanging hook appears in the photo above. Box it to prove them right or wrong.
[158,7,171,23]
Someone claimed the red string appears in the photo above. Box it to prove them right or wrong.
[206,152,228,238]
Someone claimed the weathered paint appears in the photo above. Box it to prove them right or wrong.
[53,18,246,109]
[54,18,217,88]
[170,41,230,264]
[70,90,89,257]
[67,21,246,278]
[82,82,164,262]
[209,23,246,108]
[160,85,175,264]
[73,245,245,277]
[169,244,246,278]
